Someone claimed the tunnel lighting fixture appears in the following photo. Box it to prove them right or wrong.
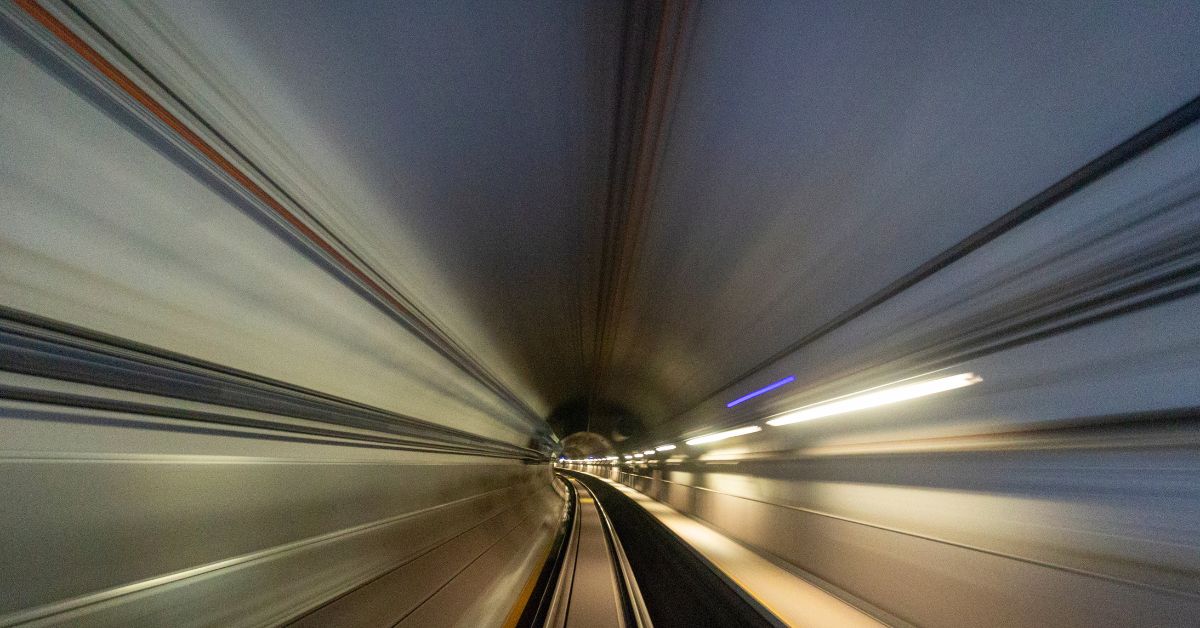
[633,453,644,458]
[685,425,762,446]
[726,375,797,407]
[655,444,676,451]
[642,450,655,455]
[766,372,983,427]
[623,455,633,460]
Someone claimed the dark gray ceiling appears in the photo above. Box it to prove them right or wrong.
[146,0,1200,439]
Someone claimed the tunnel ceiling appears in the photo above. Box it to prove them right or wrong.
[122,0,1200,439]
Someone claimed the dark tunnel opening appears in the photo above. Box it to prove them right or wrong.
[2,0,1200,626]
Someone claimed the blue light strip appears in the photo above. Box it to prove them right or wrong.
[726,375,796,408]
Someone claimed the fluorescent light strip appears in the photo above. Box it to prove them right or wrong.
[685,425,762,446]
[633,453,644,458]
[726,375,796,407]
[655,444,676,451]
[766,372,982,427]
[642,450,655,455]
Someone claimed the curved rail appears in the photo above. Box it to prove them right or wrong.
[560,469,783,628]
[528,473,651,628]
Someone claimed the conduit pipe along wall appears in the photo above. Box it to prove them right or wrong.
[0,3,561,625]
[612,94,1200,627]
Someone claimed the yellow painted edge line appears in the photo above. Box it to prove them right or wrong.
[721,571,791,627]
[500,533,555,628]
[501,487,571,628]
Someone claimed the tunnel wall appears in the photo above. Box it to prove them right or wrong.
[613,426,1199,628]
[601,59,1200,628]
[1,413,561,625]
[0,5,561,625]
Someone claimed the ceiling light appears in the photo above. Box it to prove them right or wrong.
[685,425,762,446]
[726,375,796,407]
[766,372,982,427]
[655,444,676,451]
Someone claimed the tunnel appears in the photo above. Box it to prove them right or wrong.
[2,1,1199,626]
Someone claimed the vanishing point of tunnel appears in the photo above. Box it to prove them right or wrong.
[2,1,1199,627]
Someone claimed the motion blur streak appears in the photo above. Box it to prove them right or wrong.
[2,1,1200,627]
[725,375,795,408]
[764,372,982,427]
[684,426,764,446]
